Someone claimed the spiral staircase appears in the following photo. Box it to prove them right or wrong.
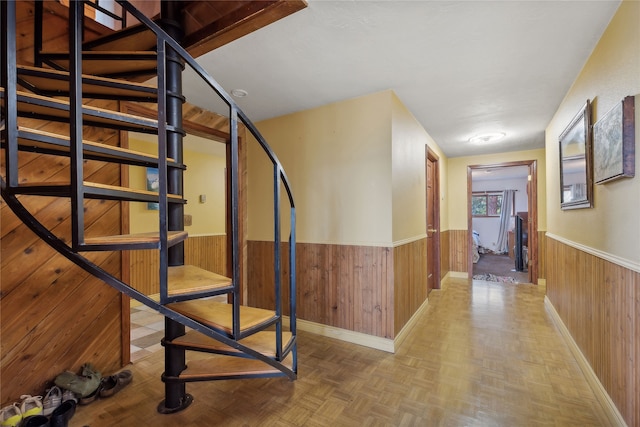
[1,0,297,413]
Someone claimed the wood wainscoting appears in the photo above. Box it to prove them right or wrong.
[449,229,469,274]
[247,238,429,342]
[537,231,546,280]
[440,230,451,280]
[545,235,639,426]
[129,234,227,296]
[393,238,428,336]
[248,241,397,339]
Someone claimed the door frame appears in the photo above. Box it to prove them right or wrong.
[426,147,441,290]
[466,160,538,284]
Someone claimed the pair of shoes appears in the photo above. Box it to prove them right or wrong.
[54,364,101,399]
[99,370,133,398]
[0,403,21,427]
[20,395,43,418]
[49,400,76,427]
[78,383,102,406]
[42,387,62,416]
[21,415,49,427]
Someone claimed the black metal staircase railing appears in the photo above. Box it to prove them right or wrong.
[1,0,297,414]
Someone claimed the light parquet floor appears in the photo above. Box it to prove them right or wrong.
[72,278,610,426]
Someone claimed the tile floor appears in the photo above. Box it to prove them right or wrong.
[130,304,165,362]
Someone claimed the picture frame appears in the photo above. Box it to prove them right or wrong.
[146,167,159,210]
[593,96,635,184]
[559,100,593,210]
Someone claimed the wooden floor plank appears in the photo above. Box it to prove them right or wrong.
[70,278,612,426]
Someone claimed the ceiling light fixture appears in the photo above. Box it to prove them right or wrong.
[469,132,506,144]
[231,89,248,98]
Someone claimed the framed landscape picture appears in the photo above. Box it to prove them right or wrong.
[593,96,635,184]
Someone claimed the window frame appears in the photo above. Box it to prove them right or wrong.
[471,191,515,218]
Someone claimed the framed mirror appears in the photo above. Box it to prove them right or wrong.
[559,100,593,210]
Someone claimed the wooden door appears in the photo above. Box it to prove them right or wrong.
[426,148,441,291]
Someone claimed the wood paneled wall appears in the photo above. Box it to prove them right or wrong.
[449,229,469,273]
[393,238,427,335]
[1,105,124,403]
[537,231,546,280]
[545,236,639,426]
[440,230,451,280]
[129,235,227,295]
[247,241,395,339]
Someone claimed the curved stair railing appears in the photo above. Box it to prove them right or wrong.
[1,0,296,413]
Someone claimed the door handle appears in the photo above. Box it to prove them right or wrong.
[428,229,438,233]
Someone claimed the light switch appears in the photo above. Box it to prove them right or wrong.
[199,194,206,203]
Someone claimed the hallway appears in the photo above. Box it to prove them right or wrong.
[73,278,610,426]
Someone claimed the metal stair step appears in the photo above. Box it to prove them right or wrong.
[17,65,158,102]
[38,51,157,79]
[0,89,159,134]
[166,300,277,338]
[9,181,184,204]
[168,330,293,358]
[5,126,179,168]
[163,353,294,383]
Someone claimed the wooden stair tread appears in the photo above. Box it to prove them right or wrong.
[167,265,232,296]
[84,230,187,246]
[166,301,276,335]
[39,51,157,78]
[83,22,158,52]
[178,354,293,379]
[11,126,175,166]
[171,330,293,357]
[17,65,157,100]
[0,89,158,133]
[11,181,183,202]
[85,182,184,201]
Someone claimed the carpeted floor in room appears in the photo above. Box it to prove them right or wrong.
[473,252,530,283]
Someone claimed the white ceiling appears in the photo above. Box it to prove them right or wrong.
[183,0,621,158]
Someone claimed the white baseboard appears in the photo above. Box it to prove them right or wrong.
[544,297,627,427]
[447,271,468,279]
[293,317,395,353]
[393,297,430,351]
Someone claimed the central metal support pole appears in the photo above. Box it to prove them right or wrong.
[157,1,191,415]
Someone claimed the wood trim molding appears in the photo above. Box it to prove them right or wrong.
[467,160,538,283]
[545,297,628,427]
[546,232,640,274]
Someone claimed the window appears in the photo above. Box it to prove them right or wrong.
[472,191,513,217]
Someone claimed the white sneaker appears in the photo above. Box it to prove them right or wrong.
[0,403,22,427]
[19,395,43,419]
[43,386,62,416]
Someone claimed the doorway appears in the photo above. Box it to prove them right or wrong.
[426,147,441,291]
[467,160,538,285]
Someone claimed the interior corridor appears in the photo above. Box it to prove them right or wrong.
[76,278,609,426]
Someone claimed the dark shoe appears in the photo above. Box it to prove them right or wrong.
[99,370,133,398]
[78,381,102,406]
[49,400,76,427]
[22,415,49,427]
